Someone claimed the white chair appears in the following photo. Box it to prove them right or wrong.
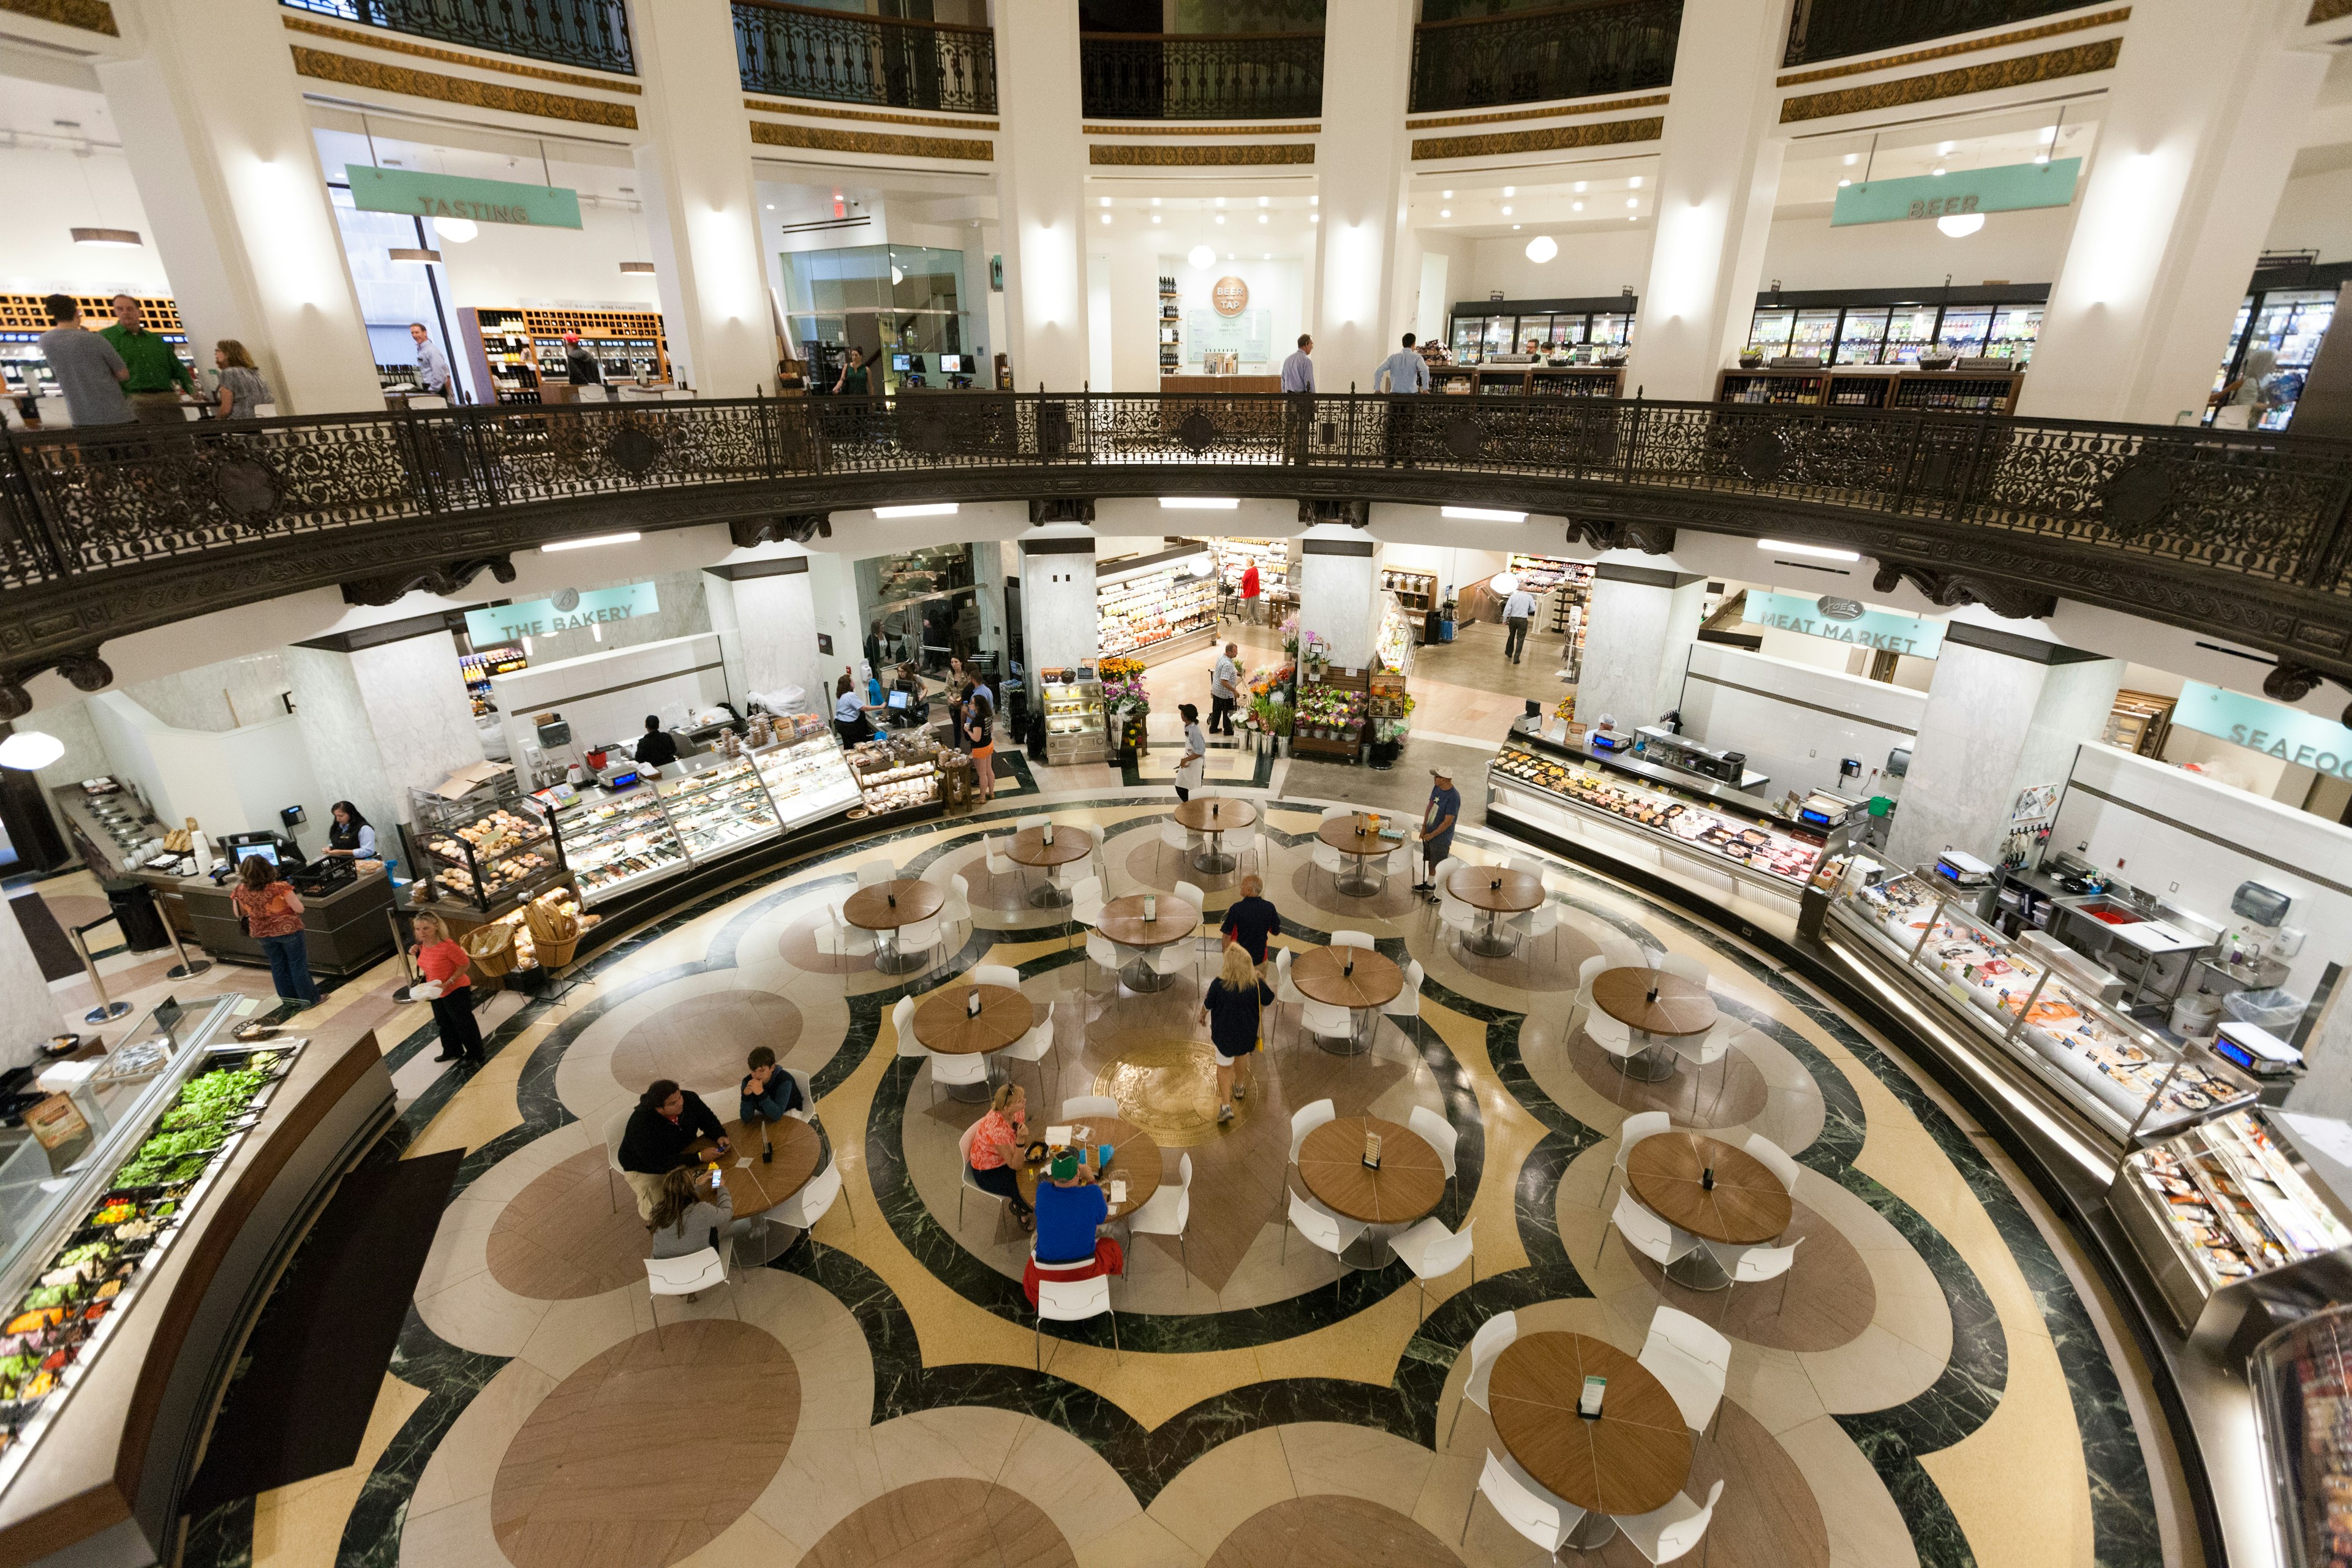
[1273,947,1308,1049]
[1566,952,1610,1041]
[1710,1234,1803,1322]
[818,902,876,963]
[1070,875,1106,954]
[1232,821,1263,873]
[770,1159,849,1245]
[1444,1310,1520,1445]
[1300,996,1356,1052]
[891,995,922,1058]
[1617,1479,1724,1566]
[1144,940,1195,1001]
[1173,876,1213,934]
[1320,805,1354,821]
[1287,1098,1336,1177]
[927,1047,992,1107]
[1385,841,1416,886]
[1673,1019,1738,1120]
[1600,1186,1700,1274]
[1283,1189,1366,1300]
[1382,959,1425,1024]
[253,402,279,417]
[1158,816,1197,878]
[1061,1094,1118,1121]
[1019,814,1050,834]
[1126,1151,1192,1283]
[1001,1011,1057,1099]
[1638,1305,1732,1435]
[1601,1110,1671,1210]
[971,963,1022,991]
[34,395,72,429]
[1589,1010,1641,1100]
[897,914,944,974]
[1389,1215,1474,1319]
[1311,839,1349,899]
[1085,930,1128,995]
[1505,854,1545,881]
[782,1068,817,1126]
[1436,886,1477,950]
[856,859,897,886]
[405,394,448,409]
[957,1120,1011,1230]
[1408,1104,1460,1217]
[940,873,974,946]
[1461,1447,1586,1559]
[1034,1272,1117,1369]
[1332,930,1374,949]
[1741,1130,1804,1195]
[1513,899,1566,965]
[1654,952,1711,987]
[984,835,1019,900]
[600,1106,633,1213]
[644,1246,736,1348]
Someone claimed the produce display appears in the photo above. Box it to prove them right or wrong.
[1098,559,1217,658]
[655,758,778,858]
[751,733,862,827]
[1212,538,1291,604]
[2129,1111,2351,1288]
[1491,742,1825,883]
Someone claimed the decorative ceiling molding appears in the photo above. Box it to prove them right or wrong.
[1089,142,1314,166]
[1412,115,1663,162]
[1780,37,2120,124]
[751,120,993,162]
[1775,8,2130,88]
[339,554,515,609]
[2309,0,2352,23]
[1406,93,1668,132]
[744,97,996,132]
[1083,123,1321,136]
[0,0,113,34]
[282,15,640,94]
[289,47,639,129]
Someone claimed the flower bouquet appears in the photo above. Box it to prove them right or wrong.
[1099,657,1150,716]
[1280,615,1300,657]
[1299,631,1331,682]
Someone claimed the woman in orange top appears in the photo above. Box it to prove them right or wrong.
[230,852,319,1008]
[965,1081,1031,1231]
[408,911,483,1065]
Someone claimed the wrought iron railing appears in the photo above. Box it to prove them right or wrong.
[279,0,634,75]
[1079,32,1325,120]
[1409,0,1679,115]
[734,0,995,114]
[1782,0,2089,67]
[4,396,2350,706]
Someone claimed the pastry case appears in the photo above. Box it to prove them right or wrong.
[409,783,566,913]
[845,733,942,817]
[750,729,863,829]
[1040,671,1108,765]
[551,781,686,906]
[654,755,780,862]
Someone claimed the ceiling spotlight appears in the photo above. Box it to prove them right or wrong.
[71,228,142,247]
[1257,213,1267,224]
[1525,235,1558,263]
[435,217,478,243]
[1931,167,1946,177]
[0,731,64,771]
[2040,126,2059,143]
[1188,244,1215,268]
[1938,140,1954,155]
[1215,196,1226,207]
[1215,214,1225,224]
[620,260,656,274]
[1629,176,1643,188]
[1441,209,1451,217]
[766,203,775,209]
[1572,202,1583,211]
[1101,213,1112,224]
[1310,195,1317,205]
[1152,195,1163,205]
[1309,213,1318,222]
[389,246,442,263]
[1152,214,1162,222]
[1099,196,1112,208]
[1626,197,1638,208]
[1501,205,1512,215]
[1442,189,1453,198]
[1937,211,1985,237]
[1502,186,1515,197]
[1512,224,1521,230]
[1257,195,1268,206]
[875,502,959,518]
[1839,179,1852,187]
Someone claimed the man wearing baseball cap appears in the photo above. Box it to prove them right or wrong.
[1033,1147,1109,1265]
[561,331,602,388]
[1414,765,1462,899]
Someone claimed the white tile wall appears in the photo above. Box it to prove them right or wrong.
[1678,643,1926,799]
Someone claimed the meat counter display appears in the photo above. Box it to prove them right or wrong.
[1830,858,2259,1149]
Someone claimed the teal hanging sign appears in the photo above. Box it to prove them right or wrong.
[1831,158,2080,227]
[346,165,582,229]
[466,582,658,646]
[1741,589,1945,658]
[2173,680,2352,780]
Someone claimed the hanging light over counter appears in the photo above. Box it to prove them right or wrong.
[389,247,442,265]
[70,227,142,248]
[619,261,656,274]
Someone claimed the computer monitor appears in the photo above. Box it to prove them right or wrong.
[938,355,965,373]
[891,353,912,372]
[237,842,279,869]
[886,689,910,710]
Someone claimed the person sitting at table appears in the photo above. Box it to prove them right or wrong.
[1220,872,1282,967]
[739,1044,805,1122]
[647,1166,755,1283]
[1200,941,1276,1123]
[966,1081,1033,1231]
[1032,1148,1109,1264]
[618,1077,731,1223]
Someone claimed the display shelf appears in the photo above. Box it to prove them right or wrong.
[846,733,943,815]
[751,732,864,829]
[409,778,566,911]
[1717,369,1828,405]
[1744,298,2041,367]
[1380,568,1437,615]
[655,756,780,858]
[457,306,671,406]
[1,295,195,412]
[1040,674,1108,765]
[1212,538,1292,607]
[552,782,685,905]
[1098,556,1218,660]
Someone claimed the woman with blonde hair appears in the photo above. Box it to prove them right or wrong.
[1199,940,1275,1123]
[407,910,483,1065]
[964,1080,1032,1229]
[211,339,273,421]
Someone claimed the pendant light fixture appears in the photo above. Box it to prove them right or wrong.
[69,132,141,248]
[622,182,654,276]
[0,731,66,771]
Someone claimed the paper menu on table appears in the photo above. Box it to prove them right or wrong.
[1110,1179,1128,1206]
[1045,1125,1072,1145]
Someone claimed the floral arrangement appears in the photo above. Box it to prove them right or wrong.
[1294,685,1365,739]
[1299,631,1332,680]
[1098,657,1149,715]
[1245,693,1294,737]
[1280,615,1300,656]
[1246,662,1295,699]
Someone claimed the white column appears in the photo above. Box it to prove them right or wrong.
[287,635,483,844]
[1575,557,1707,731]
[631,0,774,398]
[97,2,380,415]
[1017,528,1098,702]
[704,555,827,712]
[1294,527,1385,669]
[1624,0,1785,401]
[1883,621,2124,872]
[2019,1,2328,423]
[996,0,1089,390]
[1311,0,1416,387]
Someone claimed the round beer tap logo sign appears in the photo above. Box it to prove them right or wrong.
[1212,276,1250,317]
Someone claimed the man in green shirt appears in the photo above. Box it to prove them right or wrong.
[100,295,195,424]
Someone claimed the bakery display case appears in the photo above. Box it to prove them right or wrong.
[751,730,864,829]
[410,785,566,913]
[549,782,682,906]
[1040,672,1109,765]
[655,755,780,862]
[1098,553,1218,662]
[846,733,942,816]
[1830,858,2258,1149]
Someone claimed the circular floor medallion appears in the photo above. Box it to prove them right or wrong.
[1210,1494,1462,1567]
[1620,1194,1879,1353]
[1093,1038,1251,1147]
[487,1147,663,1300]
[778,908,876,974]
[1563,1017,1770,1128]
[610,989,802,1099]
[801,1476,1076,1568]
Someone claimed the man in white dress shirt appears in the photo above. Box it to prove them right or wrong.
[1374,332,1430,466]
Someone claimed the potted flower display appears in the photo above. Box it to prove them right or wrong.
[1100,657,1149,763]
[1300,631,1331,684]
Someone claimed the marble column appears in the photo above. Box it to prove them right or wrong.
[0,906,61,1072]
[704,550,827,712]
[1883,619,2124,872]
[1623,0,1786,401]
[1294,527,1385,670]
[995,0,1090,390]
[96,3,380,414]
[1574,558,1708,731]
[2019,1,2329,423]
[631,0,774,397]
[1311,0,1417,385]
[286,633,484,845]
[1017,528,1098,704]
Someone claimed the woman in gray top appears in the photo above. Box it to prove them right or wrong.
[647,1166,753,1273]
[211,339,274,421]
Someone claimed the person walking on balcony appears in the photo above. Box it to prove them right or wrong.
[36,295,131,428]
[1280,334,1314,393]
[408,323,453,399]
[1280,333,1314,465]
[100,294,195,424]
[1376,332,1430,467]
[1502,581,1539,664]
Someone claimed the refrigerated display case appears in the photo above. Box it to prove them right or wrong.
[1098,552,1218,661]
[2252,1301,2352,1568]
[655,755,779,862]
[1743,294,2043,368]
[551,782,685,905]
[1040,673,1108,765]
[752,731,864,829]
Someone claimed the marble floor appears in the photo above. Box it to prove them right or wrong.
[85,749,2198,1568]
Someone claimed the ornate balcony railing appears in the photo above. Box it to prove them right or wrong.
[1782,0,2090,67]
[733,0,995,115]
[1078,32,1325,121]
[279,0,634,75]
[3,395,2350,713]
[1409,0,1679,115]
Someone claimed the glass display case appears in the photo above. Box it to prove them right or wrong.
[1098,553,1218,660]
[751,731,864,830]
[845,732,943,816]
[1830,858,2259,1148]
[550,782,685,905]
[1040,673,1109,765]
[655,755,780,862]
[2252,1302,2352,1568]
[410,781,565,912]
[1744,298,2043,367]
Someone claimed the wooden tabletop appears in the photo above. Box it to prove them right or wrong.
[1009,824,1094,867]
[1487,1332,1692,1518]
[843,879,944,930]
[1014,1115,1162,1219]
[1098,894,1199,948]
[1297,1116,1445,1225]
[1591,968,1717,1038]
[1175,797,1257,832]
[706,1116,824,1220]
[1626,1131,1792,1245]
[1317,813,1405,858]
[1292,946,1404,1009]
[1446,865,1546,913]
[912,984,1031,1055]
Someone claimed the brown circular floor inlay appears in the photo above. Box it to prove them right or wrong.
[778,909,876,974]
[1434,918,1600,993]
[611,990,801,1099]
[1565,1019,1770,1129]
[1678,1398,1832,1568]
[1093,1038,1256,1147]
[801,1476,1076,1568]
[1285,858,1425,921]
[1210,1495,1461,1568]
[492,1317,798,1568]
[488,1147,664,1300]
[1622,1195,1880,1354]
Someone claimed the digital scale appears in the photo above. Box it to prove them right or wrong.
[2211,1019,2304,1081]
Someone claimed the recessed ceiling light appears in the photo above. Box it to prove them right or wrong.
[1099,195,1111,207]
[542,531,641,551]
[1257,213,1267,223]
[1152,196,1162,205]
[1101,213,1111,224]
[875,503,959,518]
[1441,189,1453,198]
[1215,196,1226,206]
[1938,140,1954,155]
[1257,195,1268,206]
[2040,126,2059,143]
[1838,179,1851,187]
[765,203,775,210]
[1626,197,1638,208]
[1501,205,1512,215]
[1441,209,1451,217]
[1159,497,1240,510]
[1512,224,1521,229]
[1152,214,1162,222]
[1932,167,1945,176]
[1572,202,1583,211]
[1525,235,1557,263]
[1309,213,1318,222]
[1444,506,1526,521]
[1574,181,1587,192]
[1216,214,1225,224]
[1844,153,1858,165]
[0,731,64,771]
[1937,211,1985,237]
[1502,186,1515,197]
[1758,538,1860,561]
[1310,195,1317,205]
[1629,176,1642,188]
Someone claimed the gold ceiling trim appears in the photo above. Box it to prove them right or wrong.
[282,15,640,93]
[744,97,997,132]
[0,0,115,34]
[1412,116,1663,162]
[752,120,993,161]
[1776,8,2129,87]
[1082,123,1320,135]
[1407,93,1668,131]
[1089,142,1315,165]
[1780,38,2119,124]
[292,47,639,129]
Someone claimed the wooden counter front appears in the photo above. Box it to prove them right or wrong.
[1159,375,1282,394]
[178,869,398,978]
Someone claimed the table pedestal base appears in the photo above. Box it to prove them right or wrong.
[1334,865,1385,897]
[1191,846,1237,875]
[729,1215,804,1269]
[1618,1037,1678,1082]
[1027,880,1073,908]
[1119,960,1183,993]
[1664,1245,1732,1292]
[1338,1231,1392,1269]
[872,938,931,976]
[1460,918,1522,959]
[1312,1019,1371,1057]
[1564,1510,1620,1550]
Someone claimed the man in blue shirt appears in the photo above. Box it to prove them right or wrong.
[1502,583,1539,663]
[1219,872,1281,963]
[1280,334,1314,393]
[1414,766,1461,896]
[1280,334,1315,466]
[1033,1149,1109,1264]
[1375,331,1430,469]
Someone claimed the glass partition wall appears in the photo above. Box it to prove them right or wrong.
[780,244,974,392]
[853,544,992,687]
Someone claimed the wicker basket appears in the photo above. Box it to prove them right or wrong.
[525,902,582,968]
[460,921,517,978]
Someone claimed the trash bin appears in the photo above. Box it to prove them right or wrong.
[101,878,170,952]
[2223,988,2307,1032]
[1438,617,1457,643]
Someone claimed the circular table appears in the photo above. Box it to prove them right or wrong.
[1317,813,1403,897]
[1291,946,1404,1055]
[1297,1115,1445,1267]
[1014,1115,1163,1225]
[844,879,945,974]
[703,1115,825,1266]
[1445,866,1547,957]
[1487,1331,1693,1550]
[1626,1129,1791,1291]
[1097,894,1199,993]
[1175,796,1257,875]
[1590,968,1717,1084]
[913,983,1032,1101]
[1009,824,1093,907]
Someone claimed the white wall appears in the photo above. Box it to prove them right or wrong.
[2265,164,2352,263]
[1457,227,1652,316]
[1163,253,1306,377]
[493,632,734,767]
[1677,641,1926,799]
[0,143,172,298]
[1755,202,2077,295]
[84,692,315,843]
[435,200,662,311]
